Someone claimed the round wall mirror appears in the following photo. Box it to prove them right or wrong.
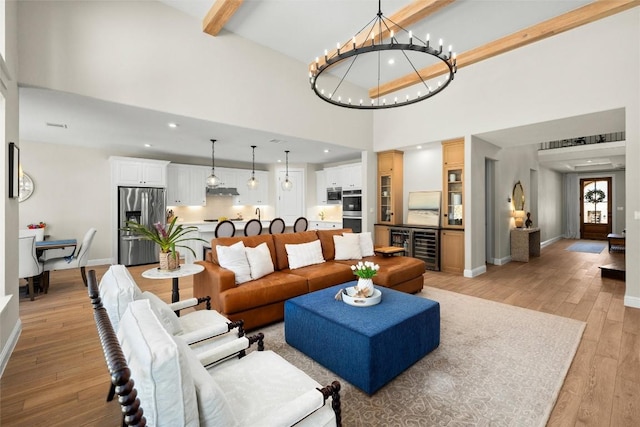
[19,173,34,203]
[512,181,525,211]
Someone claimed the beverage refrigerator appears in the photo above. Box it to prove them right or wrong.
[118,187,166,266]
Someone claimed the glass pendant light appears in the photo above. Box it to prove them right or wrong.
[247,145,259,190]
[206,139,220,188]
[281,150,293,191]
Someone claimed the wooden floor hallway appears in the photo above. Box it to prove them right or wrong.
[1,238,638,426]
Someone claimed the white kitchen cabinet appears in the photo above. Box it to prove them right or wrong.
[316,170,327,205]
[342,163,362,189]
[238,170,269,205]
[325,166,343,188]
[215,167,238,188]
[167,164,207,206]
[111,157,169,187]
[309,221,342,230]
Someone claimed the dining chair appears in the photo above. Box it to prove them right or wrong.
[268,217,286,234]
[215,220,236,238]
[19,235,44,301]
[293,216,308,232]
[243,218,262,236]
[43,227,97,291]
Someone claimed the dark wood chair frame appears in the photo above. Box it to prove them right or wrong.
[88,268,342,426]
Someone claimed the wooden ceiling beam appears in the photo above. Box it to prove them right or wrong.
[370,0,640,98]
[309,0,454,72]
[203,0,244,36]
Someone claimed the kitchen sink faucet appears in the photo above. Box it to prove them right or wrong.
[255,207,261,221]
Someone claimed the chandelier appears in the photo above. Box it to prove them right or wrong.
[205,139,220,188]
[309,0,457,110]
[247,145,259,190]
[281,150,293,191]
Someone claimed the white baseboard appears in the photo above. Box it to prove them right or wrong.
[541,235,562,248]
[465,265,487,278]
[0,316,22,378]
[624,295,640,309]
[492,256,511,266]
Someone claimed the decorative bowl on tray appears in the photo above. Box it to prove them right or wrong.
[341,287,382,307]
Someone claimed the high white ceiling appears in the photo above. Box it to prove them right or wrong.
[18,0,626,170]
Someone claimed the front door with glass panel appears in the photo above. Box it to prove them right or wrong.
[580,177,612,240]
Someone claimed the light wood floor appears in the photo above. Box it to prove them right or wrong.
[1,239,638,426]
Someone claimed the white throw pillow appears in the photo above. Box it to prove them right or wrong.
[117,300,199,427]
[333,234,363,260]
[140,291,183,335]
[344,232,375,257]
[98,264,143,332]
[245,242,275,280]
[285,240,325,269]
[216,241,252,284]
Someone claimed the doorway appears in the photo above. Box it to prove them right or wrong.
[580,177,612,240]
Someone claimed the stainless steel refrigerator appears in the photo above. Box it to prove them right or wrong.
[118,187,166,266]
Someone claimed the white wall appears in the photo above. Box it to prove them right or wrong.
[1,0,21,376]
[374,9,640,305]
[538,167,563,242]
[16,0,373,151]
[19,140,112,263]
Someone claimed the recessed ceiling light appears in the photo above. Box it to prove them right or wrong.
[587,160,592,163]
[388,58,395,65]
[168,122,178,128]
[144,144,152,148]
[417,145,422,149]
[277,159,282,163]
[324,149,330,153]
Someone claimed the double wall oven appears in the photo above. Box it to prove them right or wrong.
[342,189,362,233]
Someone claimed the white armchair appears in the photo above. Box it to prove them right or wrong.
[43,227,97,290]
[118,299,341,427]
[19,235,44,301]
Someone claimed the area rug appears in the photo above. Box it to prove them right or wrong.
[259,287,585,427]
[566,241,607,253]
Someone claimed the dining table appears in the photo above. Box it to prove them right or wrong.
[36,239,77,260]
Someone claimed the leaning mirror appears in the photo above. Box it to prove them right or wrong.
[512,181,525,211]
[19,173,34,203]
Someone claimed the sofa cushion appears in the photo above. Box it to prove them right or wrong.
[216,241,252,284]
[245,242,275,280]
[99,264,143,332]
[282,262,355,293]
[316,228,352,261]
[272,231,319,270]
[333,234,362,260]
[335,256,426,288]
[211,234,276,268]
[285,240,325,270]
[344,231,375,257]
[219,271,308,315]
[117,300,199,427]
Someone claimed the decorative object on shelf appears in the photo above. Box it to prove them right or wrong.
[205,139,220,188]
[351,261,380,297]
[525,212,533,228]
[121,217,206,271]
[513,210,526,228]
[166,209,175,223]
[27,221,46,229]
[19,172,34,202]
[319,210,325,220]
[281,150,293,191]
[309,0,456,110]
[247,145,259,190]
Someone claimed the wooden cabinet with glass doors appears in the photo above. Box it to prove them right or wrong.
[441,139,464,274]
[377,150,403,225]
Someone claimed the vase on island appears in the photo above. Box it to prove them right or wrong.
[159,251,180,272]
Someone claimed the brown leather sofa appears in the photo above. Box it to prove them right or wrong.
[193,228,426,330]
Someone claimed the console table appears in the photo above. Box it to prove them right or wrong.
[510,227,541,262]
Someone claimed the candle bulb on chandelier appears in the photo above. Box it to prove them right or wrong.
[324,49,328,61]
[426,33,430,47]
[390,30,394,42]
[336,42,340,54]
[409,31,413,44]
[352,36,356,49]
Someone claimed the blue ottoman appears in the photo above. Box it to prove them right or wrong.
[284,282,440,394]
